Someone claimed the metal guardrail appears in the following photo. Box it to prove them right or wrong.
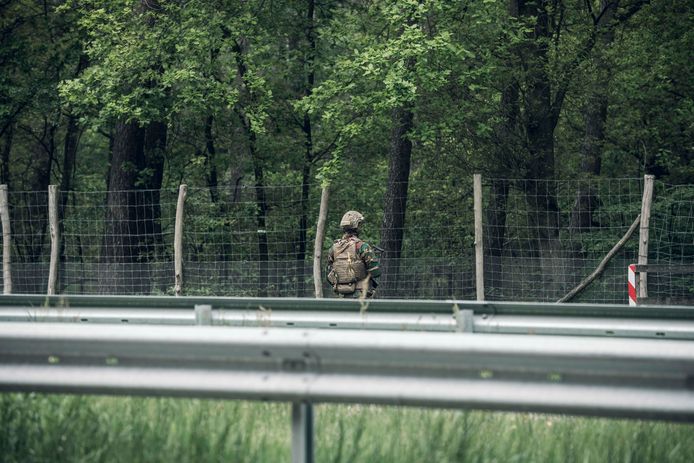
[2,322,693,422]
[2,294,694,319]
[2,294,693,340]
[2,306,694,340]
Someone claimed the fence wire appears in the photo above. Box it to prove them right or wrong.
[60,189,178,295]
[2,191,49,293]
[483,178,644,304]
[649,183,694,304]
[0,178,691,304]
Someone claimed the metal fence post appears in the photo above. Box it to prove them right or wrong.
[292,402,314,463]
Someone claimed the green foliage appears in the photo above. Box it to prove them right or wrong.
[58,0,247,125]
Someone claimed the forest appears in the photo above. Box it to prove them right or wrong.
[0,0,692,302]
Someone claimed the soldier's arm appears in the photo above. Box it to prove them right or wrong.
[358,242,381,279]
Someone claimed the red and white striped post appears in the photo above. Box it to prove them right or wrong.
[628,264,637,306]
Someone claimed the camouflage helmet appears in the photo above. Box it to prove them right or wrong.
[340,210,365,231]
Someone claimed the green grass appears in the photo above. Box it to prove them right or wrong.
[2,394,693,462]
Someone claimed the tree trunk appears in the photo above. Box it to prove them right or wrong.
[138,120,166,256]
[515,0,561,298]
[203,114,234,279]
[97,0,168,295]
[515,0,559,243]
[57,111,81,293]
[297,162,310,297]
[59,53,88,218]
[100,120,143,294]
[486,8,521,296]
[58,52,89,292]
[60,114,80,215]
[379,104,414,298]
[250,135,269,297]
[296,0,316,298]
[234,38,270,297]
[99,119,166,294]
[204,114,219,204]
[484,178,510,297]
[571,0,617,231]
[12,120,54,293]
[0,124,11,189]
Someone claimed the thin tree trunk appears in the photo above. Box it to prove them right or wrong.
[515,0,559,243]
[484,178,510,297]
[297,167,310,297]
[204,115,219,204]
[486,3,520,295]
[515,0,561,298]
[250,135,269,297]
[14,120,55,292]
[234,38,270,297]
[60,114,80,213]
[296,0,316,297]
[204,114,233,279]
[59,53,88,217]
[0,124,11,189]
[571,0,617,231]
[58,87,85,292]
[138,120,166,259]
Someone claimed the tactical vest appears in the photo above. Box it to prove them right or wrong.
[331,237,367,293]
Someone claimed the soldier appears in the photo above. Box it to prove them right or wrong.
[326,210,381,298]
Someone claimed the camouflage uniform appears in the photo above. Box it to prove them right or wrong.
[327,232,381,298]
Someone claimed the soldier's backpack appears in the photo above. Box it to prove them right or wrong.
[331,237,367,294]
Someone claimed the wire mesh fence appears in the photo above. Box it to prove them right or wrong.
[60,189,178,295]
[0,177,691,304]
[649,183,694,304]
[482,178,645,304]
[3,190,50,294]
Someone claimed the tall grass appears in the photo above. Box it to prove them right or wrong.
[2,394,693,462]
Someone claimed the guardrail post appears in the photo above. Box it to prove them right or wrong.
[453,305,474,333]
[292,402,314,463]
[194,304,212,325]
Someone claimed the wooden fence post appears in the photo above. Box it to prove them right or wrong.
[47,185,59,295]
[473,174,484,301]
[638,175,654,302]
[313,185,329,299]
[0,185,11,294]
[174,184,187,297]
